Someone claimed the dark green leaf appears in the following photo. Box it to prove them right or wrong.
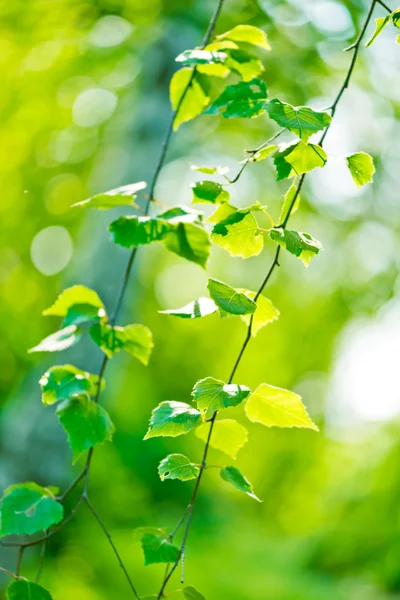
[141,532,179,566]
[269,228,322,266]
[144,401,203,439]
[90,323,153,365]
[163,222,211,268]
[220,466,261,502]
[158,454,200,481]
[6,580,53,600]
[205,78,267,119]
[39,364,99,405]
[183,586,207,600]
[217,24,271,50]
[207,278,257,317]
[191,181,229,204]
[225,49,264,81]
[109,216,171,248]
[192,377,250,418]
[266,99,331,140]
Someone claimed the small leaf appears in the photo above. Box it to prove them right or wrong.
[90,323,153,365]
[144,401,203,439]
[207,278,257,317]
[283,141,327,177]
[205,78,267,119]
[183,586,207,600]
[191,164,229,175]
[158,206,203,224]
[29,325,82,353]
[72,182,146,210]
[346,152,375,187]
[196,419,248,459]
[170,68,209,130]
[192,377,250,418]
[192,181,229,204]
[269,228,322,266]
[279,184,300,223]
[250,145,278,162]
[141,532,180,566]
[176,49,227,66]
[239,291,280,336]
[109,216,171,248]
[158,454,200,481]
[42,285,104,323]
[220,466,261,502]
[132,526,167,543]
[266,99,331,140]
[217,24,271,51]
[365,15,391,46]
[0,482,63,537]
[159,298,218,319]
[6,580,53,600]
[56,395,114,464]
[39,364,99,405]
[245,383,318,430]
[211,210,263,258]
[162,221,211,268]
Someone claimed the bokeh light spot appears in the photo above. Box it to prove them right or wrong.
[30,226,73,276]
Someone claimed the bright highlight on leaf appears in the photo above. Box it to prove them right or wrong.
[346,152,375,187]
[159,297,218,319]
[42,285,104,320]
[269,228,322,266]
[39,364,99,405]
[266,99,331,140]
[158,454,200,481]
[217,24,271,51]
[144,401,203,439]
[284,142,327,176]
[29,325,82,353]
[72,181,146,210]
[196,419,248,459]
[191,164,229,175]
[192,181,229,204]
[250,144,278,162]
[175,48,227,67]
[6,580,53,600]
[192,376,250,418]
[141,532,180,565]
[205,78,267,119]
[0,482,63,537]
[56,395,114,464]
[239,291,280,336]
[170,68,209,130]
[245,383,318,431]
[279,184,300,223]
[211,210,264,258]
[207,278,257,317]
[220,466,261,502]
[90,323,153,364]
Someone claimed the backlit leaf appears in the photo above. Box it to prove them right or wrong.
[90,323,153,365]
[211,210,263,258]
[239,291,280,336]
[269,228,322,266]
[195,419,248,459]
[39,364,99,405]
[72,182,146,209]
[279,184,300,223]
[346,152,375,187]
[6,580,53,600]
[266,99,331,140]
[250,144,278,162]
[190,164,229,175]
[284,141,327,176]
[159,297,218,319]
[141,533,179,566]
[170,68,209,130]
[29,325,82,353]
[205,78,267,119]
[162,221,211,268]
[208,278,257,317]
[144,401,203,439]
[192,181,229,204]
[220,466,261,502]
[176,49,227,67]
[217,25,271,50]
[192,376,250,418]
[158,454,200,481]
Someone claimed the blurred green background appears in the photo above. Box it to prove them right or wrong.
[1,0,400,598]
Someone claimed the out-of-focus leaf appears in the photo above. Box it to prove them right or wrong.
[195,419,248,459]
[220,466,261,502]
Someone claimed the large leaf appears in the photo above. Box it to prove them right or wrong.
[195,419,248,459]
[0,482,63,537]
[220,466,261,502]
[191,181,229,204]
[245,383,318,430]
[207,278,256,317]
[158,454,200,481]
[217,24,270,50]
[109,216,171,248]
[239,291,280,336]
[346,152,375,187]
[29,325,82,353]
[211,210,263,258]
[39,364,99,405]
[56,395,114,464]
[170,68,209,130]
[6,580,53,600]
[144,401,203,439]
[269,228,322,266]
[90,323,153,365]
[284,141,327,176]
[159,298,218,319]
[205,78,267,119]
[141,532,179,566]
[42,285,105,327]
[162,221,211,268]
[192,376,250,418]
[73,182,146,210]
[266,99,331,140]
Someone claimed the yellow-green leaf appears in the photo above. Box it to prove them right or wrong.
[195,419,248,459]
[346,152,375,187]
[170,68,209,130]
[217,25,271,51]
[239,291,280,336]
[211,210,263,258]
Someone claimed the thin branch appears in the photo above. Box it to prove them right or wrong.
[15,547,24,577]
[157,1,378,594]
[0,566,21,580]
[226,129,285,184]
[376,0,393,12]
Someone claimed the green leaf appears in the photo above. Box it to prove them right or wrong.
[211,210,263,258]
[285,141,327,177]
[162,221,211,268]
[279,184,300,223]
[183,586,207,600]
[0,482,63,537]
[6,580,53,600]
[72,182,146,210]
[207,278,257,317]
[170,68,209,130]
[206,203,237,224]
[346,152,375,187]
[195,419,248,459]
[250,144,278,162]
[176,49,227,66]
[158,454,200,481]
[217,24,271,51]
[144,401,203,439]
[159,297,218,319]
[192,377,250,418]
[365,15,391,46]
[192,181,229,204]
[191,164,229,175]
[205,78,267,119]
[198,41,237,78]
[224,49,264,81]
[56,395,114,464]
[239,291,280,336]
[132,526,167,543]
[245,383,318,431]
[39,364,99,405]
[266,99,331,140]
[43,285,104,320]
[158,206,203,224]
[141,532,179,566]
[392,9,400,27]
[269,228,323,266]
[90,323,153,365]
[220,466,261,502]
[29,325,82,353]
[109,216,171,248]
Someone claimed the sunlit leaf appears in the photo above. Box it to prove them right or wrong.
[176,49,227,66]
[207,278,257,317]
[190,164,229,175]
[192,376,250,418]
[29,325,82,353]
[250,144,278,162]
[6,580,53,600]
[109,216,171,247]
[266,99,331,140]
[220,466,261,502]
[72,182,146,210]
[158,454,200,481]
[211,210,263,258]
[279,184,300,223]
[39,364,99,405]
[0,482,63,537]
[346,152,375,187]
[90,323,153,365]
[192,181,229,204]
[205,78,267,119]
[43,285,104,319]
[159,297,218,319]
[170,68,209,130]
[239,291,280,336]
[206,203,237,224]
[141,532,179,566]
[269,228,322,266]
[218,24,270,50]
[195,419,248,459]
[144,401,203,439]
[56,395,114,463]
